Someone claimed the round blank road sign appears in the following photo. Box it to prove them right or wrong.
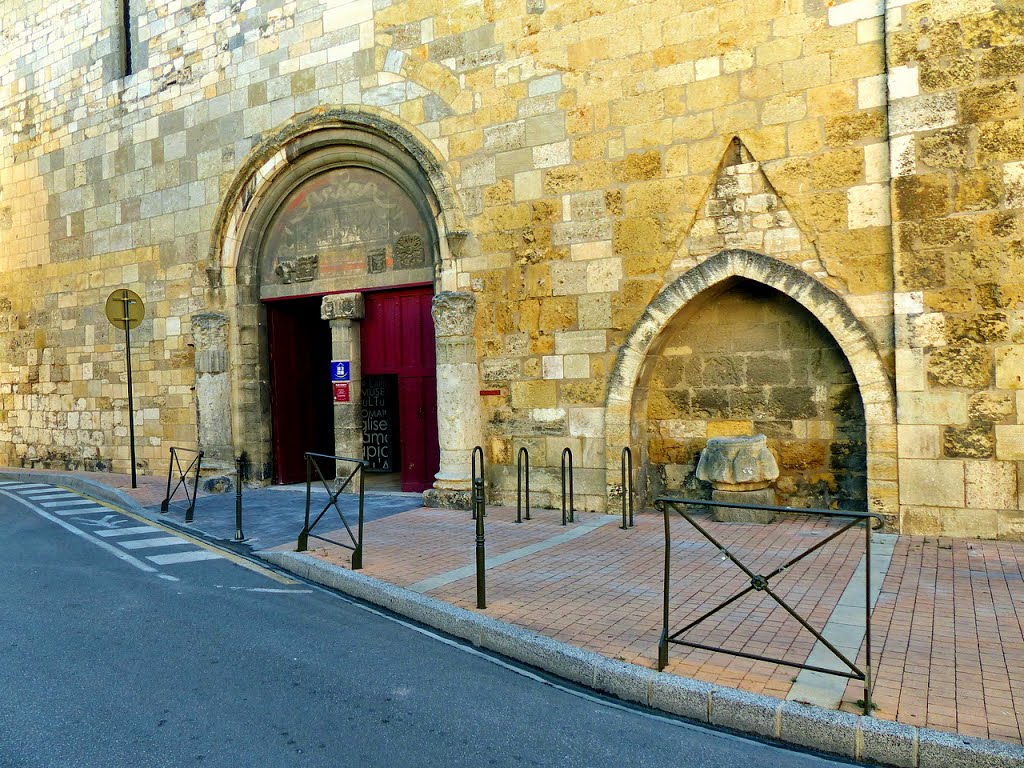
[104,289,145,330]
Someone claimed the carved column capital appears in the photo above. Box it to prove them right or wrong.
[431,291,476,337]
[321,292,365,321]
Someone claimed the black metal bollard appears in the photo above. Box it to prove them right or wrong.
[561,447,574,525]
[297,454,312,552]
[234,454,245,542]
[621,446,634,529]
[474,476,486,609]
[516,447,530,523]
[471,446,486,520]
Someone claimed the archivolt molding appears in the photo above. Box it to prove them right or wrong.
[605,249,897,515]
[208,105,468,281]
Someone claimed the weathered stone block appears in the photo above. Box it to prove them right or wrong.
[711,487,777,522]
[899,458,965,507]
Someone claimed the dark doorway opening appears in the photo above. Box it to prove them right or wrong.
[361,285,439,493]
[266,296,335,484]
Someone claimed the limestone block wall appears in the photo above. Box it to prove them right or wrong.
[0,0,1019,536]
[888,1,1024,537]
[645,281,867,509]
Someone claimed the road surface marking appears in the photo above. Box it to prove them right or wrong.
[0,490,158,574]
[95,526,160,538]
[0,481,297,585]
[52,505,109,516]
[20,491,79,500]
[147,550,223,565]
[40,498,100,509]
[118,536,193,550]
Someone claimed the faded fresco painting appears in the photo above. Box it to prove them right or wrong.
[260,167,431,290]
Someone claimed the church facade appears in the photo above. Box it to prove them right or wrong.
[1,0,1022,537]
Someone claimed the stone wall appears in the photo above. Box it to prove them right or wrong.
[889,2,1024,538]
[645,279,867,509]
[0,0,1020,536]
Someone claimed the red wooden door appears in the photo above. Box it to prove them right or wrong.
[266,297,335,484]
[361,286,439,492]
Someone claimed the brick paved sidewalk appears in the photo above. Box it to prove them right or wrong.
[294,502,1024,746]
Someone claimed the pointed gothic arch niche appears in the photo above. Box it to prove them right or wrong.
[208,115,464,481]
[606,250,897,521]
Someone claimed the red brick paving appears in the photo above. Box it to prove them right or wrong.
[307,503,1024,745]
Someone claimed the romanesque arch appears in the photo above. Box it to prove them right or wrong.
[606,249,897,521]
[198,109,467,485]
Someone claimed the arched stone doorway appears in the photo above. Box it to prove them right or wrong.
[256,165,439,489]
[202,114,474,494]
[606,250,897,524]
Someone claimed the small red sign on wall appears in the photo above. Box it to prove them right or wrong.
[333,382,350,403]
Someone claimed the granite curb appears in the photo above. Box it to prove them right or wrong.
[259,550,1024,768]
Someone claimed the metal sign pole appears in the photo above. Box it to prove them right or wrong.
[122,290,137,489]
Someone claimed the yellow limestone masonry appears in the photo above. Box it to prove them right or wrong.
[0,0,1022,537]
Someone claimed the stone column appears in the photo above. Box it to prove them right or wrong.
[424,291,483,510]
[321,293,364,463]
[191,312,232,465]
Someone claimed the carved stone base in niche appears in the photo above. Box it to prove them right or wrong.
[394,232,425,269]
[368,247,386,274]
[275,253,319,283]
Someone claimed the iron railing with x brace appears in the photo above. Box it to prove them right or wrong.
[159,446,204,523]
[655,496,883,715]
[297,452,367,570]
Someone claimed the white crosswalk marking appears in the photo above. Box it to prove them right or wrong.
[118,537,192,550]
[40,499,98,509]
[2,483,231,575]
[52,505,109,516]
[95,526,159,538]
[147,550,222,565]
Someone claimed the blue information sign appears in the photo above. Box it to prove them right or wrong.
[331,360,351,382]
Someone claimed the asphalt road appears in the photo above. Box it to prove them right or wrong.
[0,483,864,768]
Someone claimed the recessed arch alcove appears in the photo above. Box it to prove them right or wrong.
[605,249,897,523]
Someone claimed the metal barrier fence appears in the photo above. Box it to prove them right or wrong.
[516,447,530,523]
[620,447,634,530]
[655,495,882,715]
[159,446,204,523]
[297,452,367,570]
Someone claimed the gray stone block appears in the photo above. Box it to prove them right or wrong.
[592,658,654,706]
[779,701,858,759]
[859,716,917,768]
[709,686,781,740]
[710,488,777,523]
[918,725,1024,768]
[649,672,713,723]
[479,622,597,688]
